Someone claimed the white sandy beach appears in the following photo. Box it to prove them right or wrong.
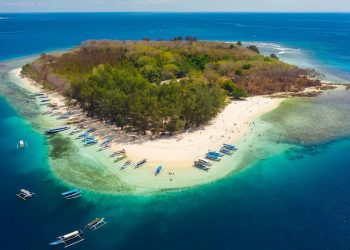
[10,67,284,191]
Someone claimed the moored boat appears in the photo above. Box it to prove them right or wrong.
[49,230,84,248]
[62,189,81,199]
[155,166,162,175]
[17,139,27,149]
[207,151,224,158]
[86,128,96,133]
[223,144,237,150]
[198,158,212,166]
[110,149,126,157]
[114,155,127,162]
[205,154,221,161]
[136,159,147,168]
[81,136,95,142]
[194,161,210,171]
[46,126,70,134]
[121,160,132,170]
[85,217,107,231]
[220,147,233,155]
[16,189,35,200]
[84,140,98,146]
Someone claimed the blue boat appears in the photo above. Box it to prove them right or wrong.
[155,166,162,175]
[86,128,96,133]
[62,189,81,199]
[207,151,224,157]
[220,147,233,155]
[85,140,98,146]
[77,132,88,138]
[205,154,221,161]
[223,144,237,150]
[101,137,112,146]
[46,126,70,134]
[81,136,95,142]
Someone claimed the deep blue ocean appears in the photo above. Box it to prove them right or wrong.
[1,13,350,250]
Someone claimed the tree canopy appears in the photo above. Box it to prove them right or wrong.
[22,39,321,134]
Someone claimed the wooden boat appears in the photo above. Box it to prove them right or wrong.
[46,126,70,134]
[57,114,70,120]
[135,159,147,168]
[205,155,221,161]
[114,155,127,162]
[84,140,98,146]
[85,218,107,231]
[220,147,233,155]
[207,151,224,158]
[121,160,131,170]
[223,144,237,151]
[77,132,88,138]
[194,162,210,171]
[198,158,212,166]
[86,128,96,133]
[110,149,126,157]
[16,189,35,200]
[81,136,95,142]
[155,166,162,176]
[100,137,112,146]
[49,230,84,248]
[41,110,52,115]
[69,128,82,135]
[62,189,81,200]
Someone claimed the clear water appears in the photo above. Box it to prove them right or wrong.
[1,13,350,250]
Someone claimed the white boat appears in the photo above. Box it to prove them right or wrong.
[17,140,27,149]
[16,189,35,200]
[49,230,84,248]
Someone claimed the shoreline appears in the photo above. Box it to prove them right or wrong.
[9,67,284,192]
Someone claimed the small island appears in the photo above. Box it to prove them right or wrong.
[16,39,324,192]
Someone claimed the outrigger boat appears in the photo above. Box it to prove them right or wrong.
[220,147,233,155]
[198,158,212,166]
[121,160,132,170]
[101,137,112,146]
[69,128,82,135]
[86,128,96,133]
[41,110,53,115]
[205,154,221,161]
[17,140,28,149]
[46,126,70,134]
[155,166,162,176]
[57,114,70,120]
[16,189,35,200]
[223,144,237,151]
[49,230,84,248]
[208,151,224,158]
[85,218,107,231]
[62,189,81,200]
[81,136,95,142]
[84,140,98,146]
[135,159,147,168]
[77,132,89,138]
[110,149,126,157]
[114,155,127,162]
[194,161,210,171]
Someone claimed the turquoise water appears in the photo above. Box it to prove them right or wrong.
[1,13,350,249]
